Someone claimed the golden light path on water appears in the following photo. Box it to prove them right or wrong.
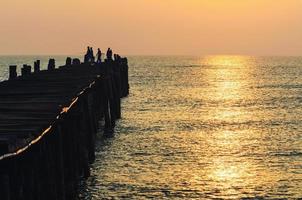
[191,56,297,198]
[77,55,302,199]
[181,56,253,197]
[202,56,254,197]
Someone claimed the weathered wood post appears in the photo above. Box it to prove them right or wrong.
[76,106,90,178]
[72,58,81,65]
[30,145,43,199]
[21,65,26,76]
[121,57,129,97]
[48,59,55,70]
[21,64,31,76]
[0,174,10,200]
[0,160,10,200]
[27,65,32,75]
[9,65,17,80]
[113,60,122,119]
[61,114,79,200]
[52,125,66,200]
[66,57,72,66]
[125,58,130,96]
[100,75,113,135]
[105,59,117,129]
[22,151,35,200]
[34,60,40,73]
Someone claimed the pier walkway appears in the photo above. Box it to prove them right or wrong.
[0,56,129,200]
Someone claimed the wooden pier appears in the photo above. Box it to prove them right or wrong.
[0,56,129,200]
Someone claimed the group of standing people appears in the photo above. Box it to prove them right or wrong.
[84,47,95,63]
[84,47,117,63]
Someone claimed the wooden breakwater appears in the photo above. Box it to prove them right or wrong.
[0,56,129,200]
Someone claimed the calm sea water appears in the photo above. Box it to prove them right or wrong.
[1,56,302,199]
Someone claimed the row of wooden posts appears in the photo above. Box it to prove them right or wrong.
[0,56,129,200]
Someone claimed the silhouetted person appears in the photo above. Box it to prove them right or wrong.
[96,48,102,63]
[90,47,95,62]
[106,48,113,60]
[84,46,96,63]
[84,46,91,63]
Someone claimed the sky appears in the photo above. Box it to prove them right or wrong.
[0,0,301,56]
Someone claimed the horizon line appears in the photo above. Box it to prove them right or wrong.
[0,53,301,57]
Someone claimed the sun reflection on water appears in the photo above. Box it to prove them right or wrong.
[201,56,256,196]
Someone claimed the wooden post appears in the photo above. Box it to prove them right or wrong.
[48,59,55,70]
[113,60,122,119]
[123,58,129,96]
[66,57,72,66]
[0,174,10,200]
[9,65,17,80]
[21,64,31,76]
[26,65,31,75]
[0,160,10,200]
[53,125,66,200]
[101,76,113,135]
[23,151,35,200]
[72,58,81,65]
[34,60,40,72]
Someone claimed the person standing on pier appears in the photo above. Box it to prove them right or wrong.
[84,46,96,63]
[86,46,90,55]
[90,47,95,62]
[84,46,90,63]
[106,48,113,60]
[96,48,102,63]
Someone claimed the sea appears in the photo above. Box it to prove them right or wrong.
[0,55,301,199]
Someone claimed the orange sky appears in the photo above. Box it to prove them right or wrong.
[0,0,301,55]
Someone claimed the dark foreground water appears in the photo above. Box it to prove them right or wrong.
[1,56,302,199]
